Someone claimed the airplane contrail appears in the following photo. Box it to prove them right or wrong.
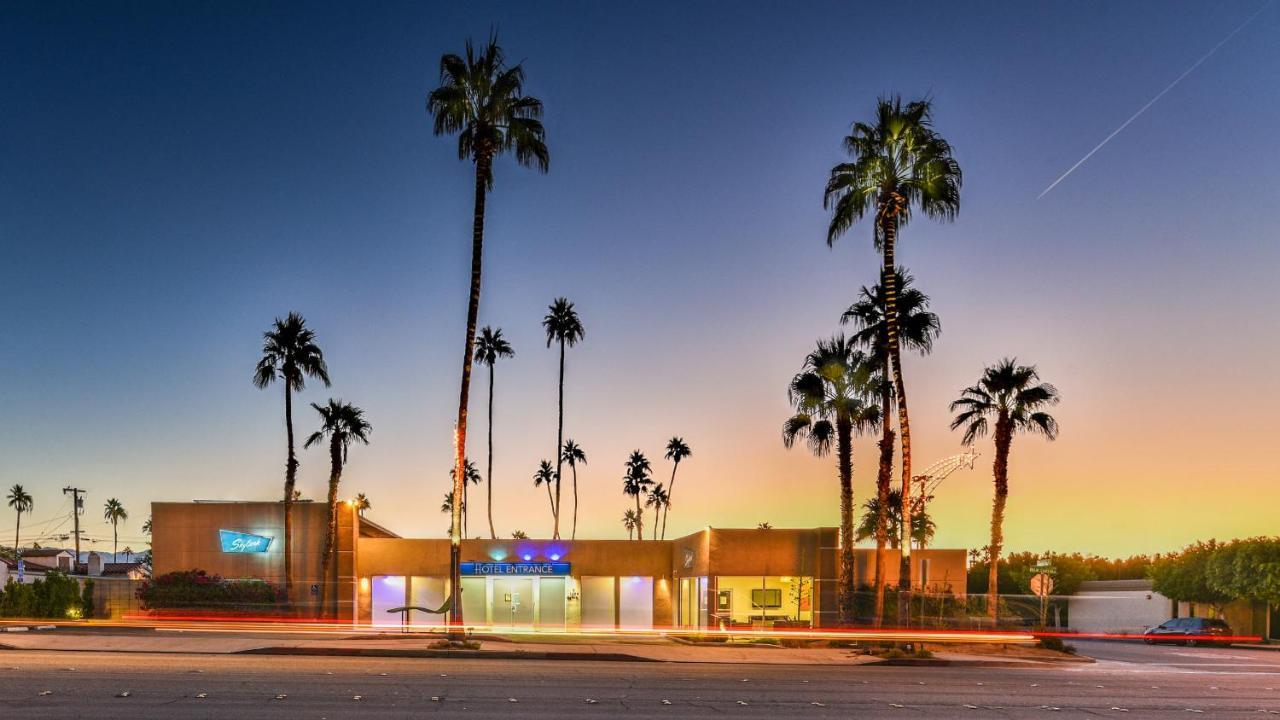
[1038,2,1272,199]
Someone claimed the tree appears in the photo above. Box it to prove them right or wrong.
[757,522,773,530]
[560,439,587,540]
[446,459,481,538]
[304,399,371,616]
[141,516,152,535]
[354,494,370,517]
[543,298,585,540]
[782,336,881,623]
[621,510,640,541]
[7,485,33,556]
[622,451,654,541]
[950,358,1059,621]
[1151,540,1233,615]
[102,498,128,560]
[645,483,669,541]
[1205,538,1280,606]
[841,268,940,623]
[474,326,514,540]
[511,530,529,540]
[826,97,960,593]
[253,312,331,602]
[427,35,549,624]
[533,460,556,532]
[661,437,691,541]
[855,488,935,549]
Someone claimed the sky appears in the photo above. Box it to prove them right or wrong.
[1,1,1277,558]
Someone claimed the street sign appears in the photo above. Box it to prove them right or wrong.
[1030,573,1054,598]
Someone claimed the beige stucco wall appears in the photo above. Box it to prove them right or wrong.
[151,501,356,619]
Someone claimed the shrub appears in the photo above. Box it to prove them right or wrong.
[0,571,85,618]
[136,570,283,611]
[1037,635,1065,652]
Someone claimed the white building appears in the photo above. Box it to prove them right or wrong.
[1068,579,1175,634]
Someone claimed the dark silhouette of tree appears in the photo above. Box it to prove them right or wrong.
[427,35,548,621]
[783,336,881,623]
[826,97,960,592]
[253,312,330,603]
[950,358,1059,621]
[304,399,371,616]
[661,437,691,540]
[474,326,514,539]
[560,440,587,540]
[622,451,654,541]
[543,298,584,539]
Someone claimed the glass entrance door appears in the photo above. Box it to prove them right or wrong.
[493,577,535,627]
[538,577,566,629]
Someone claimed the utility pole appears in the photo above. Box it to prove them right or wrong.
[63,486,85,573]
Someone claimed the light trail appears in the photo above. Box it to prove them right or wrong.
[1038,1,1272,199]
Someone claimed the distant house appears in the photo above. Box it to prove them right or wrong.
[16,548,75,572]
[81,552,147,580]
[1,555,51,585]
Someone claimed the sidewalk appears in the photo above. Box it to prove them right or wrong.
[0,628,1069,667]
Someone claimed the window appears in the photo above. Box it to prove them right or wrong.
[751,588,782,609]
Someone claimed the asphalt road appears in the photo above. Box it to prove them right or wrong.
[2,644,1279,719]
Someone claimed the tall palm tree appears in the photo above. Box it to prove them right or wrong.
[825,96,960,593]
[855,488,936,549]
[304,399,371,616]
[354,494,370,517]
[841,268,940,623]
[622,509,640,541]
[660,437,691,541]
[7,484,33,556]
[645,483,669,541]
[141,516,152,535]
[621,451,654,541]
[253,312,331,602]
[543,298,585,540]
[474,326,514,539]
[533,460,556,531]
[949,358,1059,621]
[560,439,587,540]
[782,336,881,623]
[102,498,128,560]
[428,35,549,622]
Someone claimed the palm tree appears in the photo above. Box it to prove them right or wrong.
[622,509,640,541]
[253,312,331,602]
[621,451,654,541]
[474,326,514,539]
[304,399,371,616]
[141,516,152,535]
[560,439,587,540]
[645,483,669,541]
[511,530,529,540]
[543,298,585,540]
[354,494,370,517]
[533,460,556,531]
[121,546,134,562]
[825,96,960,593]
[841,268,940,623]
[855,488,936,549]
[102,498,128,560]
[660,437,691,541]
[7,485,33,556]
[782,336,881,623]
[448,459,481,538]
[949,358,1059,621]
[428,36,548,623]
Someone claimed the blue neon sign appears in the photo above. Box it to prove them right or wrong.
[219,529,273,553]
[460,561,570,576]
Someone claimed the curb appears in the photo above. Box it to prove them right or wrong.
[237,646,659,663]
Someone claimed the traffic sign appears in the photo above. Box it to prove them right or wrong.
[1030,573,1054,598]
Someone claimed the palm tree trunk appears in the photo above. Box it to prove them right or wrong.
[14,511,20,557]
[113,523,118,560]
[874,420,894,627]
[878,206,913,596]
[635,497,643,541]
[553,337,565,539]
[283,382,296,606]
[486,363,497,539]
[450,149,492,628]
[836,416,855,624]
[570,464,579,541]
[988,416,1012,622]
[662,463,678,541]
[320,436,342,618]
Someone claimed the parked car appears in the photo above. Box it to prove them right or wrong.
[1143,617,1232,646]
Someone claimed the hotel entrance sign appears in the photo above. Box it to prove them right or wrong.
[460,561,570,576]
[219,529,273,553]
